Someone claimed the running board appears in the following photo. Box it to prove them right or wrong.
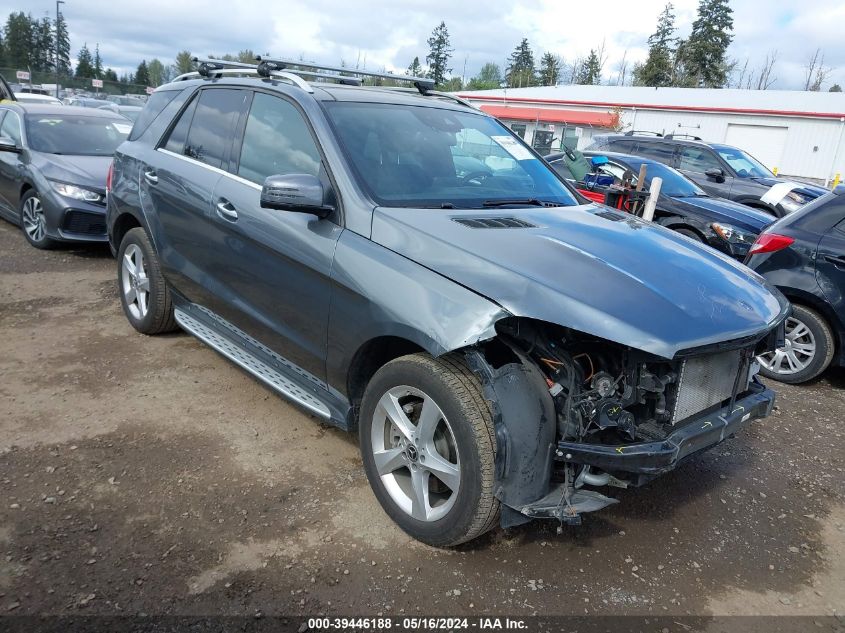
[174,308,331,419]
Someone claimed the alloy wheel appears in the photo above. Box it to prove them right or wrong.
[370,385,461,522]
[758,316,816,375]
[121,243,151,320]
[22,196,46,242]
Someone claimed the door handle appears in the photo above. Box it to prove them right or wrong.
[216,199,238,221]
[824,254,845,268]
[143,170,158,185]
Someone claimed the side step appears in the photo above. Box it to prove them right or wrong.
[174,308,331,420]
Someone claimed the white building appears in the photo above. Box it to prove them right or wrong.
[458,85,845,184]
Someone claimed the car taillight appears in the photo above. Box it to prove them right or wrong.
[106,161,114,194]
[748,233,794,255]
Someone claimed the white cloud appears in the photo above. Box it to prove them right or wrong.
[13,0,845,89]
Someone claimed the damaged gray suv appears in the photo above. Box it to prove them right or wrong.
[107,58,789,546]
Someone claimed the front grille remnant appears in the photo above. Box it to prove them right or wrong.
[672,350,742,423]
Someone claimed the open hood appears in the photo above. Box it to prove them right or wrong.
[371,204,789,359]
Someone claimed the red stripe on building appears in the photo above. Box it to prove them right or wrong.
[463,94,845,120]
[478,104,618,127]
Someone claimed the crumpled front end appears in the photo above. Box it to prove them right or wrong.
[466,316,785,529]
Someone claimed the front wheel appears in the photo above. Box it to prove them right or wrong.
[20,190,56,249]
[359,353,499,547]
[758,305,834,384]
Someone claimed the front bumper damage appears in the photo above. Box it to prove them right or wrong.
[466,348,776,529]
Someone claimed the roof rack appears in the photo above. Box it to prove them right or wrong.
[169,56,439,97]
[664,133,703,141]
[624,130,663,137]
[381,86,476,109]
[256,56,435,95]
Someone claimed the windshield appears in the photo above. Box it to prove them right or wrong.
[25,114,130,155]
[323,102,578,208]
[715,147,773,178]
[598,159,705,198]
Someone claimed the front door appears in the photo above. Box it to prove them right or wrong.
[206,91,343,383]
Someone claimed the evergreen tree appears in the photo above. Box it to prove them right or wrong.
[539,53,562,86]
[147,58,166,86]
[104,68,118,82]
[173,50,195,76]
[135,60,150,86]
[426,22,452,86]
[75,43,95,78]
[4,12,34,69]
[93,43,103,78]
[54,12,71,76]
[678,0,734,87]
[830,84,843,93]
[575,49,603,84]
[506,39,536,88]
[33,16,55,72]
[406,56,423,77]
[467,62,502,90]
[633,3,676,87]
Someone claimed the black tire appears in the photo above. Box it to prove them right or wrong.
[19,190,56,250]
[117,227,178,334]
[359,353,499,547]
[758,304,835,384]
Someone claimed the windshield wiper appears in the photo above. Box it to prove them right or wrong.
[482,198,556,208]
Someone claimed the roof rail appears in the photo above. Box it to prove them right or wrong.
[624,130,663,137]
[171,59,316,93]
[664,133,703,141]
[257,56,435,95]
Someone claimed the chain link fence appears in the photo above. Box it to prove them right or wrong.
[1,67,150,96]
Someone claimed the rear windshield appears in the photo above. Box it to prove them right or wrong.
[25,114,130,155]
[323,102,578,209]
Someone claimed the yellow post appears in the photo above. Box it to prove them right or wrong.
[772,166,778,176]
[834,173,841,188]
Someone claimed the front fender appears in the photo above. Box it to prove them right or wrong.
[326,229,510,396]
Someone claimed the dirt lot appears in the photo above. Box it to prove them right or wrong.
[0,220,843,627]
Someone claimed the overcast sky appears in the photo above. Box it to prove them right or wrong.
[9,0,845,90]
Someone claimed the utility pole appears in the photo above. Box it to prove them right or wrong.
[55,0,65,98]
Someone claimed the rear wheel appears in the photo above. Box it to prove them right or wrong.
[758,305,834,384]
[20,190,56,249]
[117,227,178,334]
[359,353,499,547]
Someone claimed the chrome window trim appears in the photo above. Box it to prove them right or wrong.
[157,147,262,191]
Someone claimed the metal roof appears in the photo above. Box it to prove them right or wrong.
[458,85,845,119]
[477,104,618,126]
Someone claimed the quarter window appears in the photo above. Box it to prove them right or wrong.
[163,97,198,155]
[237,92,321,185]
[678,147,723,173]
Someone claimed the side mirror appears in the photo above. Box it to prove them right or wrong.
[0,136,20,153]
[260,173,333,218]
[705,168,725,182]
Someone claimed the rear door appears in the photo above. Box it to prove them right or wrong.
[140,87,248,307]
[815,206,845,324]
[207,90,343,382]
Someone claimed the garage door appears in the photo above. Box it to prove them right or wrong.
[724,124,788,172]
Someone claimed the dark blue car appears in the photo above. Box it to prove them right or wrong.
[548,150,774,260]
[746,186,845,383]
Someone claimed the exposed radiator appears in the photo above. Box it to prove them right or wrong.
[672,350,743,423]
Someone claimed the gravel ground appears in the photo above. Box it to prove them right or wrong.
[0,220,843,627]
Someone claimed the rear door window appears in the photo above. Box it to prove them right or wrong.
[678,147,723,173]
[184,89,247,169]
